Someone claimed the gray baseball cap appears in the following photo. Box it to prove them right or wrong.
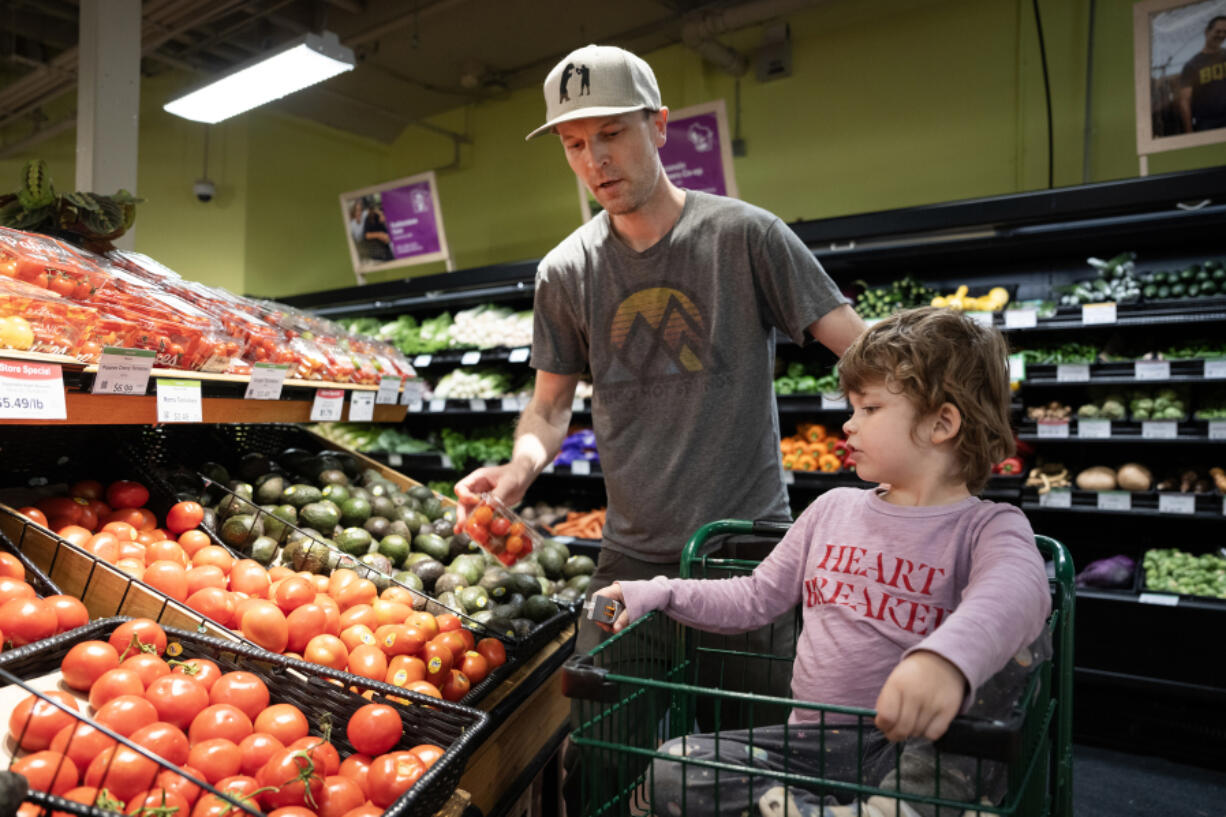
[525,44,661,140]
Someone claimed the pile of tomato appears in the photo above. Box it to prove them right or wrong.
[15,480,506,703]
[8,619,448,817]
[461,497,537,566]
[0,550,89,651]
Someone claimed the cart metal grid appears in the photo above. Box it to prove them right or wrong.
[564,520,1074,817]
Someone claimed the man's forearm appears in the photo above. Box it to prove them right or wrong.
[510,399,572,478]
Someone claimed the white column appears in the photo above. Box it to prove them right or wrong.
[76,0,141,249]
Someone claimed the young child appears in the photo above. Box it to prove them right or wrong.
[592,307,1052,817]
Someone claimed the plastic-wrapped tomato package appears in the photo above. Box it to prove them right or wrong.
[312,336,357,382]
[466,493,542,566]
[0,226,114,300]
[287,336,330,379]
[0,278,93,357]
[106,249,185,289]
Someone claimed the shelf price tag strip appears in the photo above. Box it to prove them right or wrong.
[1097,491,1131,511]
[1081,302,1117,325]
[1038,489,1072,508]
[413,355,432,368]
[571,459,591,476]
[508,347,530,364]
[1056,363,1090,382]
[1157,493,1196,515]
[348,391,375,422]
[966,311,994,327]
[461,351,481,366]
[1134,360,1170,381]
[376,375,402,405]
[1077,419,1111,439]
[402,379,425,410]
[1004,309,1038,329]
[93,347,155,395]
[1209,421,1226,441]
[0,360,66,420]
[821,393,848,410]
[1142,421,1178,440]
[156,378,202,423]
[1138,593,1179,607]
[244,363,289,400]
[1008,354,1026,382]
[309,388,344,422]
[1204,359,1226,379]
[1037,420,1069,439]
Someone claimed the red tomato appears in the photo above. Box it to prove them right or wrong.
[43,594,89,634]
[146,539,188,566]
[432,630,467,663]
[192,546,235,574]
[490,516,511,536]
[422,641,452,688]
[303,634,348,671]
[192,790,260,817]
[87,667,145,710]
[0,597,57,646]
[0,576,35,605]
[459,650,490,685]
[229,560,271,598]
[185,565,227,595]
[407,743,445,770]
[70,480,104,501]
[165,501,205,534]
[285,603,326,654]
[470,505,494,526]
[255,747,324,810]
[288,736,340,776]
[340,805,383,817]
[56,524,93,546]
[210,672,270,722]
[434,613,462,633]
[190,704,254,745]
[155,765,205,807]
[274,576,315,614]
[188,737,242,784]
[126,787,190,817]
[0,552,25,581]
[84,746,160,803]
[317,775,366,817]
[440,668,471,701]
[241,600,289,654]
[370,600,411,629]
[346,644,388,683]
[336,753,372,798]
[345,703,401,757]
[178,530,212,557]
[51,721,119,771]
[385,655,427,689]
[93,694,158,737]
[108,618,168,657]
[269,808,318,817]
[144,675,210,730]
[366,751,425,807]
[476,637,507,669]
[37,497,82,526]
[129,721,191,767]
[121,652,171,687]
[11,750,79,796]
[9,691,79,751]
[253,704,309,746]
[61,640,120,691]
[237,732,285,778]
[143,560,189,602]
[186,586,235,627]
[106,480,150,510]
[170,658,222,692]
[17,506,48,526]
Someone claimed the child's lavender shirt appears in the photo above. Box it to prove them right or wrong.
[619,488,1051,724]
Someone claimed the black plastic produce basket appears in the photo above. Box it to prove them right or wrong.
[0,617,489,817]
[0,526,60,598]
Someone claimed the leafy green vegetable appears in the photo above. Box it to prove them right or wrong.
[439,424,515,470]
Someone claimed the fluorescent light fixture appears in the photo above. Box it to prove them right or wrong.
[164,31,355,124]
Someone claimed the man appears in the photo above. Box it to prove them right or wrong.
[455,41,863,644]
[1179,14,1226,133]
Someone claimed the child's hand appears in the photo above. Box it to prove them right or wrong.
[592,583,631,633]
[874,650,966,742]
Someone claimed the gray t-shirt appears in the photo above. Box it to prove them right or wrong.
[531,191,847,562]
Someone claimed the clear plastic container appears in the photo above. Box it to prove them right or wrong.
[465,493,541,566]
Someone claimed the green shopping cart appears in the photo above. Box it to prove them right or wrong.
[563,519,1075,817]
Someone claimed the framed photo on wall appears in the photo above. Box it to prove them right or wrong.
[339,170,452,284]
[1134,0,1226,156]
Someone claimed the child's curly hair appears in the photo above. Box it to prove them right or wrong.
[839,307,1015,494]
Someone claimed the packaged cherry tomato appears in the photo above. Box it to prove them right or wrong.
[0,278,95,358]
[468,494,541,566]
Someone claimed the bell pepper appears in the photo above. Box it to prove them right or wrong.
[817,453,842,472]
[997,456,1024,475]
[832,440,851,461]
[796,454,818,471]
[782,454,799,470]
[804,424,827,443]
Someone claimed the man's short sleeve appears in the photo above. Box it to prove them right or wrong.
[752,219,849,345]
[1181,57,1198,88]
[530,260,588,374]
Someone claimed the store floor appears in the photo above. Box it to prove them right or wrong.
[1073,743,1226,816]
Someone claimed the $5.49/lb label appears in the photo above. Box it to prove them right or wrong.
[0,360,66,420]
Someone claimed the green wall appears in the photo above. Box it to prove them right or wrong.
[3,0,1225,299]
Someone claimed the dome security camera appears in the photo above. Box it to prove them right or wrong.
[193,179,215,203]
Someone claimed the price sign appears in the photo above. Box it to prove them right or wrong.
[1037,420,1070,439]
[376,376,401,405]
[1134,360,1170,381]
[1097,491,1132,511]
[1056,364,1090,382]
[1004,309,1038,329]
[387,453,403,467]
[821,393,848,410]
[412,355,432,368]
[1209,421,1226,440]
[461,351,481,366]
[501,397,520,411]
[428,398,447,413]
[1138,593,1179,606]
[440,454,454,469]
[156,379,203,423]
[402,379,425,406]
[309,388,344,422]
[407,400,424,413]
[1142,421,1178,440]
[0,360,66,420]
[966,311,994,327]
[1077,419,1111,438]
[93,347,155,395]
[1081,302,1117,325]
[1038,489,1072,508]
[469,399,487,412]
[571,459,592,476]
[1158,493,1196,515]
[1204,359,1226,379]
[1008,354,1026,382]
[508,347,530,363]
[244,363,289,400]
[348,391,375,422]
[572,397,586,412]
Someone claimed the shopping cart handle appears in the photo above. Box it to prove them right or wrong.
[935,712,1025,763]
[561,654,621,703]
[750,520,792,537]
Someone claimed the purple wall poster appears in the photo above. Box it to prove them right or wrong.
[340,170,451,283]
[658,100,739,198]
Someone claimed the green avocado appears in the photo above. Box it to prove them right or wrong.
[413,532,451,563]
[378,534,412,566]
[458,585,490,614]
[335,527,374,556]
[522,595,559,623]
[254,475,287,505]
[322,483,350,505]
[300,500,341,531]
[282,483,323,509]
[340,497,372,527]
[220,513,263,548]
[563,555,596,579]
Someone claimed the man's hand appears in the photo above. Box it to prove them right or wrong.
[453,463,532,526]
[874,650,966,742]
[591,583,631,633]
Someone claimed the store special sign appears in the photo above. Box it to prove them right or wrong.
[339,170,452,284]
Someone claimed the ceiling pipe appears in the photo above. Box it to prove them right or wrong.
[681,0,818,75]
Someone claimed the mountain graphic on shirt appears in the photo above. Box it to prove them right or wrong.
[598,286,724,384]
